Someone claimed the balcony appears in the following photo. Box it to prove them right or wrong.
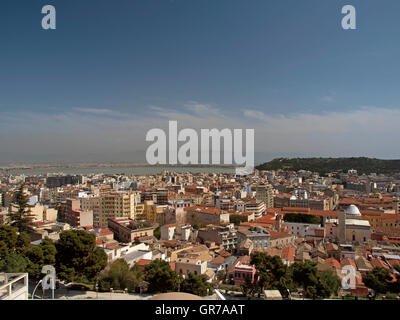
[0,273,29,300]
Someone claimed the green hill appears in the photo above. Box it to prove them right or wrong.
[255,157,400,175]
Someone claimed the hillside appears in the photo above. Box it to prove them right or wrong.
[255,157,400,175]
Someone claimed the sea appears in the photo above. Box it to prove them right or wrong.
[4,165,236,176]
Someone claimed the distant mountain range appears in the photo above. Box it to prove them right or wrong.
[255,157,400,175]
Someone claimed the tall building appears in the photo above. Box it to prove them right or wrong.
[80,196,101,227]
[99,191,138,227]
[64,198,93,227]
[256,184,274,209]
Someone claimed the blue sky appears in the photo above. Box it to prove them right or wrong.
[1,0,400,163]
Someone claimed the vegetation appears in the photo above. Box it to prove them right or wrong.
[0,226,107,283]
[98,259,144,292]
[256,157,400,175]
[181,272,213,296]
[0,225,32,273]
[230,214,248,226]
[144,259,181,293]
[192,223,205,230]
[153,226,161,240]
[362,267,400,296]
[55,230,108,283]
[283,213,320,225]
[289,261,340,299]
[7,184,35,233]
[249,252,340,299]
[250,252,293,297]
[0,254,29,273]
[142,259,212,296]
[25,238,57,279]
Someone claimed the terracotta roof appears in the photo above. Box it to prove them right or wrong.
[325,257,341,269]
[370,258,390,270]
[341,258,357,270]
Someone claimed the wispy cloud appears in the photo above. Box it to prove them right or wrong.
[1,104,400,162]
[320,95,335,103]
[73,107,115,115]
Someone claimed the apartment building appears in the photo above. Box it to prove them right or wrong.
[107,217,156,243]
[175,258,207,277]
[185,206,230,226]
[256,184,274,209]
[242,199,266,219]
[80,195,101,227]
[64,198,93,227]
[99,191,138,227]
[160,223,192,241]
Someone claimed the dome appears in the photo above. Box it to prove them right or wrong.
[345,204,361,216]
[150,292,204,300]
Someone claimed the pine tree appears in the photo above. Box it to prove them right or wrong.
[8,184,35,234]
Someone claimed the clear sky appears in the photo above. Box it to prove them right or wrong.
[1,0,400,163]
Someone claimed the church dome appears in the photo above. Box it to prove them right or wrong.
[345,204,361,216]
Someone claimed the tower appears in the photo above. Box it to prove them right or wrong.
[338,210,346,243]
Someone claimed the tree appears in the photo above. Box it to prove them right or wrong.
[362,267,392,295]
[250,252,292,296]
[40,238,57,265]
[0,225,18,252]
[26,246,45,278]
[0,225,30,256]
[16,232,31,255]
[283,213,320,224]
[154,226,161,240]
[8,184,35,233]
[315,270,341,298]
[240,275,255,297]
[0,254,28,273]
[230,215,248,226]
[55,230,107,283]
[24,239,57,279]
[290,261,319,298]
[289,261,340,299]
[98,259,143,292]
[144,259,180,293]
[216,269,227,282]
[0,241,8,260]
[181,272,212,296]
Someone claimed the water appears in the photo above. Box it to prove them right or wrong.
[5,165,236,176]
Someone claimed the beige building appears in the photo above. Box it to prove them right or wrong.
[175,258,207,277]
[185,206,230,226]
[99,192,138,227]
[65,198,93,227]
[43,207,58,222]
[256,184,274,209]
[80,196,100,226]
[160,223,192,241]
[107,217,156,243]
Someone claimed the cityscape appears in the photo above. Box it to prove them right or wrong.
[1,162,400,300]
[1,0,400,309]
